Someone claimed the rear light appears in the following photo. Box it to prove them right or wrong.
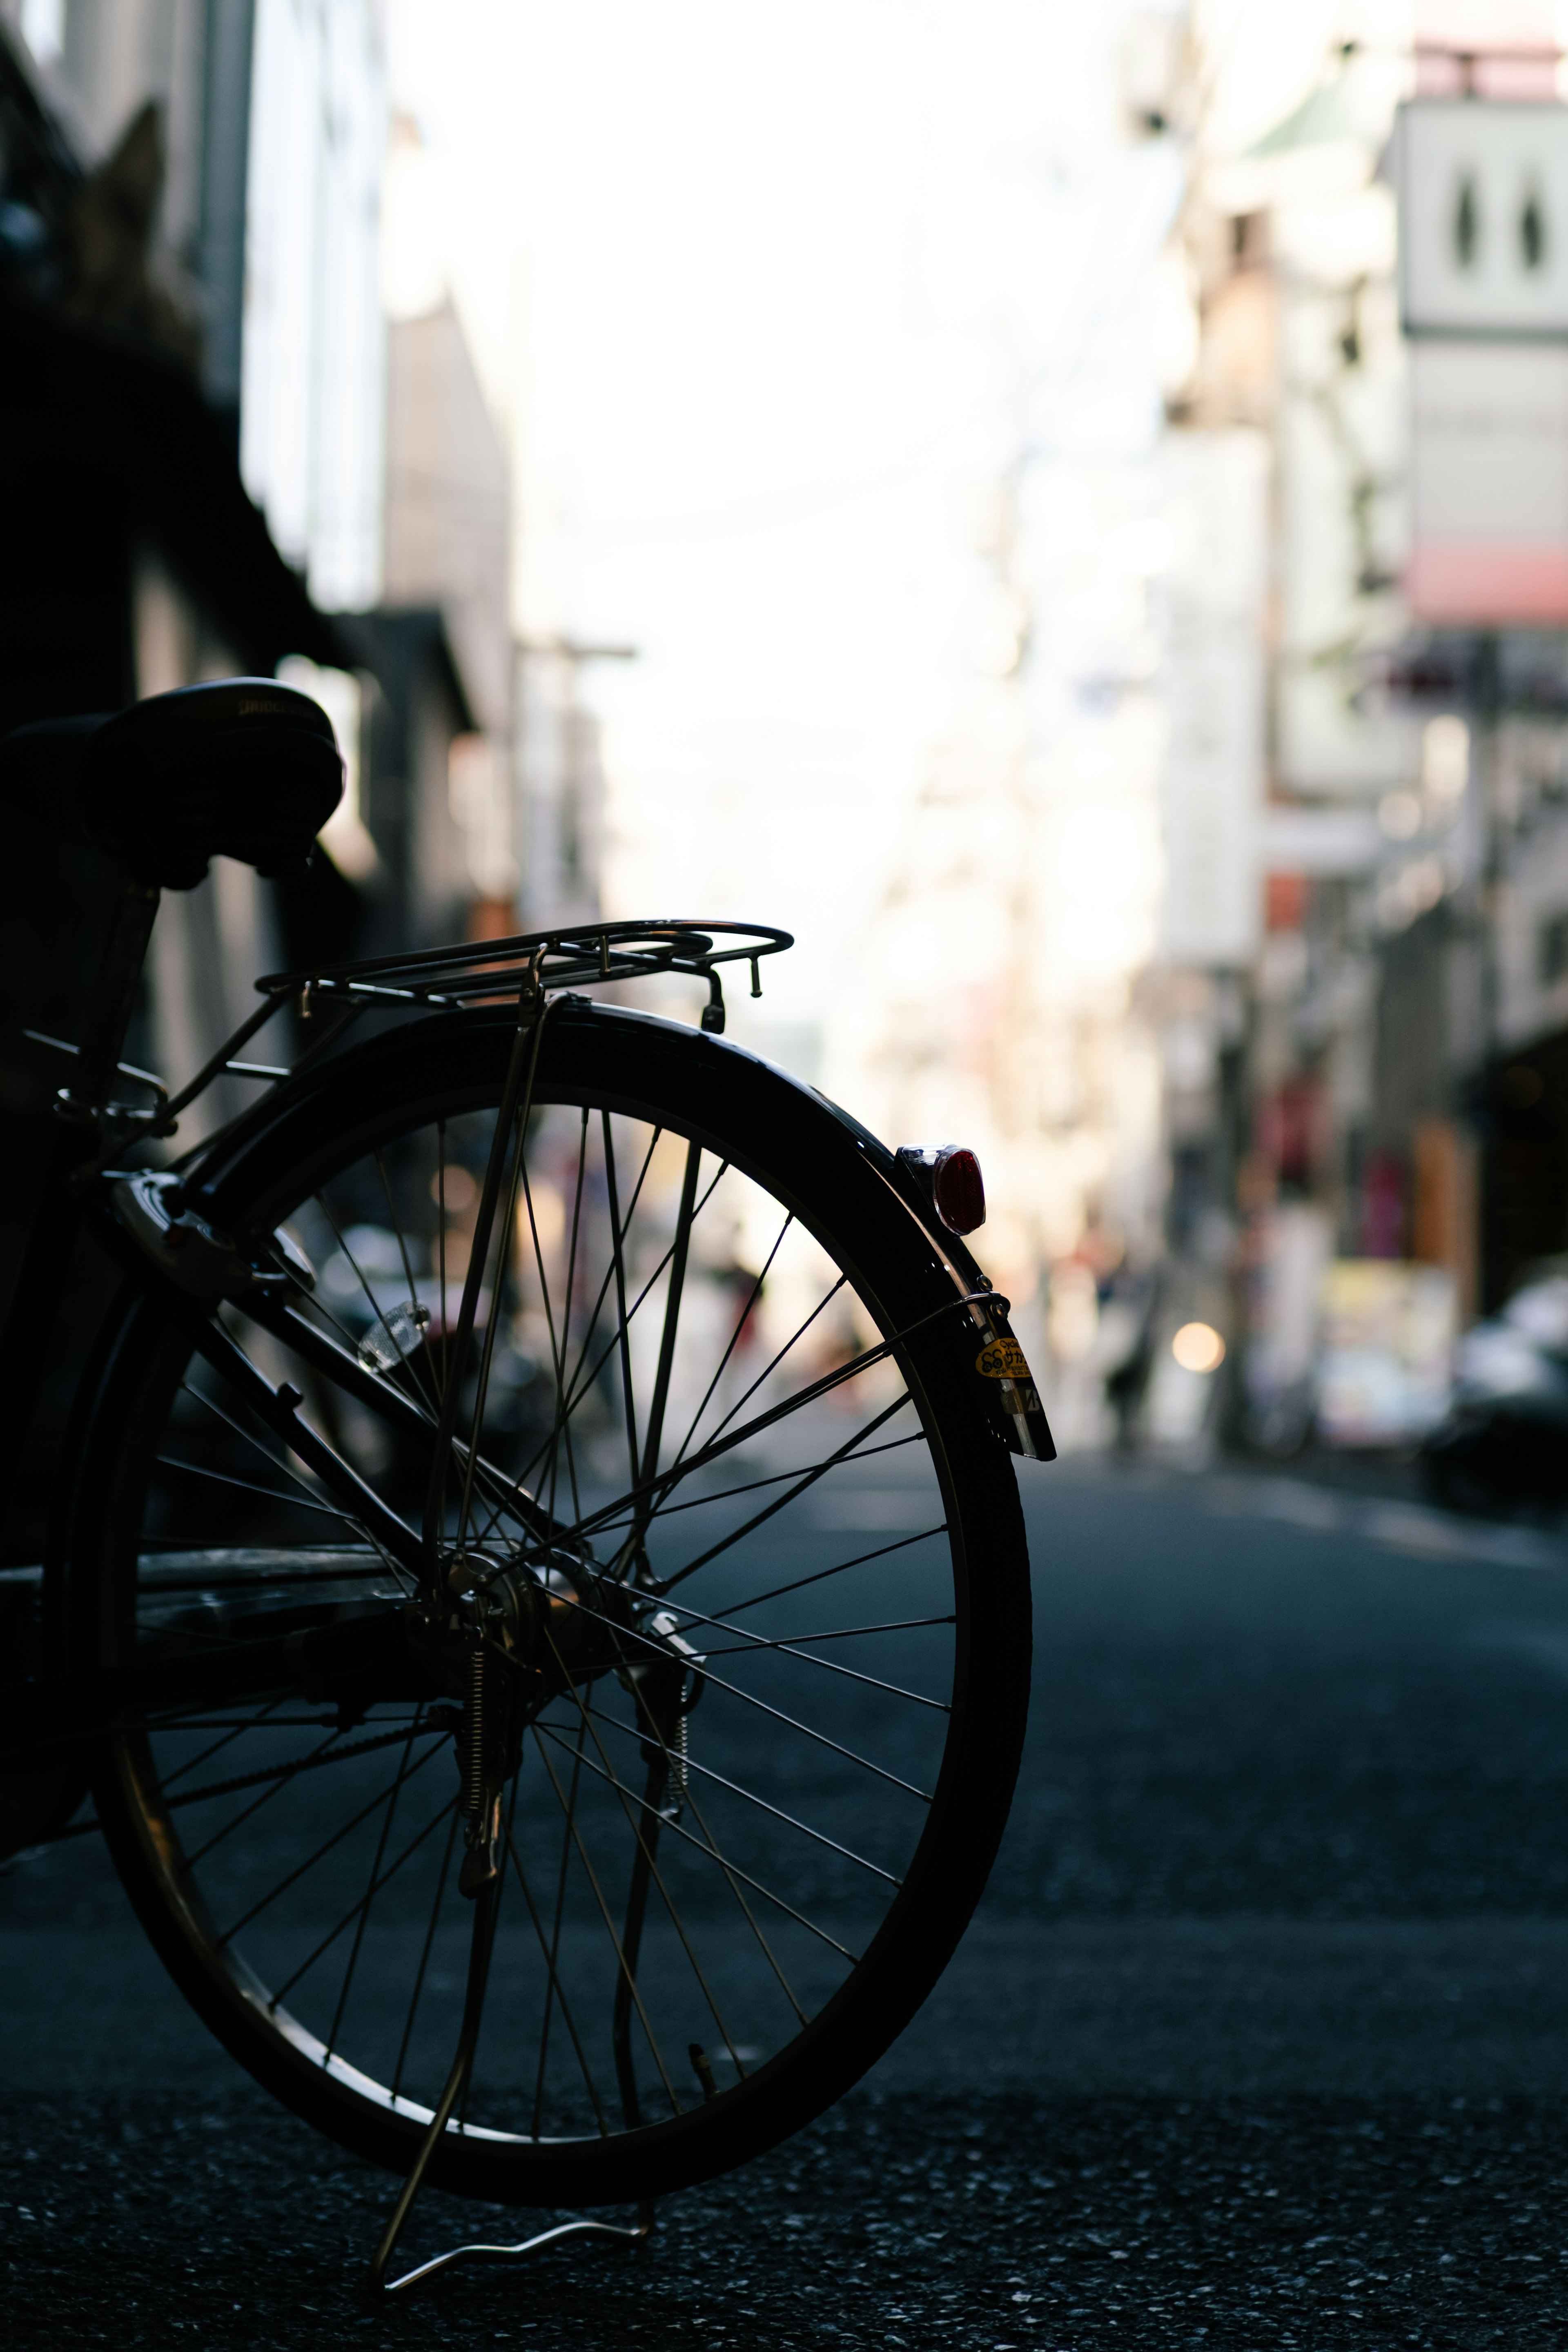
[896,1143,987,1235]
[934,1147,986,1233]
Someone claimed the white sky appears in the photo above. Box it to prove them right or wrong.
[384,1,1195,1036]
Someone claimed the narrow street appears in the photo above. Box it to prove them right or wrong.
[5,1456,1568,2346]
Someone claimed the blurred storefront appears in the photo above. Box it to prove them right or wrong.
[1149,0,1568,1453]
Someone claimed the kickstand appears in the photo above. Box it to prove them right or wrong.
[368,1881,655,2294]
[374,2202,657,2296]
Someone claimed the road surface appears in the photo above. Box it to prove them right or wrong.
[4,1454,1568,2346]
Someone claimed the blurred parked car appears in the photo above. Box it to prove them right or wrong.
[1421,1267,1568,1519]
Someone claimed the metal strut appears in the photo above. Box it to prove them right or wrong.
[366,1872,656,2294]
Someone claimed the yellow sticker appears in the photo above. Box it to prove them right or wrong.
[976,1336,1033,1381]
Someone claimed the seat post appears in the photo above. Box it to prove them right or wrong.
[0,871,160,1543]
[71,875,161,1111]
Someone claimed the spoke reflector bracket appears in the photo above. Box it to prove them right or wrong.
[358,1300,431,1372]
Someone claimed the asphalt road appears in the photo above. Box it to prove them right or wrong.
[7,1454,1568,2347]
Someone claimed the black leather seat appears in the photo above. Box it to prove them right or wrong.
[0,677,343,889]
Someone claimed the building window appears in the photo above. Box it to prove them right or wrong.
[1541,910,1568,989]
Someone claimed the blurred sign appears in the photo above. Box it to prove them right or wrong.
[1397,99,1568,338]
[1159,431,1267,965]
[1406,340,1568,620]
[1315,1259,1457,1446]
[1276,265,1416,798]
[1244,1202,1334,1452]
[1261,807,1383,875]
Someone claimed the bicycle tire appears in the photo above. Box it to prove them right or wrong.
[63,999,1032,2207]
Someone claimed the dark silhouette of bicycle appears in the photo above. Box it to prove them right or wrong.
[0,679,1048,2285]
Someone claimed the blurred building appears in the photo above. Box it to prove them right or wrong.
[0,0,389,1119]
[830,23,1239,1443]
[242,0,386,611]
[1156,0,1568,1450]
[0,3,521,1526]
[0,8,350,1106]
[515,639,614,932]
[0,4,357,1536]
[4,2,527,967]
[844,300,1176,1439]
[352,294,517,949]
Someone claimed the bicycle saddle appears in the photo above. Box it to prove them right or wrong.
[0,678,343,889]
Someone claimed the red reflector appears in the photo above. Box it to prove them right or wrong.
[933,1146,985,1234]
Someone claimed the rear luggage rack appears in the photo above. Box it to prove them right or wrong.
[69,922,793,1168]
[259,919,793,1015]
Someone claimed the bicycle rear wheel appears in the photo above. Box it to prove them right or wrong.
[65,1000,1031,2207]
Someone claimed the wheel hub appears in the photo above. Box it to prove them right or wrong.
[423,1548,702,1898]
[447,1547,640,1697]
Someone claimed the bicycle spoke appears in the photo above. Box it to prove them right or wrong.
[532,1717,869,1948]
[531,1716,587,2136]
[640,1138,702,1490]
[156,1695,290,1790]
[155,1454,357,1525]
[561,1109,590,1393]
[577,1429,928,1540]
[314,1190,437,1421]
[323,1707,429,2056]
[668,1759,808,2028]
[391,1804,460,2105]
[666,1608,955,1650]
[533,1629,747,2081]
[600,1109,641,1495]
[454,1098,535,1555]
[700,1270,848,1450]
[215,1738,445,1946]
[156,1724,442,1815]
[487,1161,719,1542]
[178,1310,425,1575]
[475,1147,731,1548]
[540,1684,907,1882]
[435,1118,450,1404]
[255,1291,553,1555]
[527,1723,684,2117]
[528,1568,953,1723]
[273,1782,457,2020]
[532,1345,921,1568]
[553,1621,932,1802]
[373,1145,443,1421]
[504,1814,611,2136]
[669,1208,792,1470]
[183,1364,409,1561]
[182,1723,349,1865]
[581,1684,771,2069]
[461,1768,527,2133]
[520,1143,584,1537]
[716,1522,954,1617]
[657,1393,917,1592]
[464,1118,666,1556]
[288,1236,431,1408]
[658,1612,955,1709]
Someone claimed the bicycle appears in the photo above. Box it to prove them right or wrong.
[0,677,1051,2288]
